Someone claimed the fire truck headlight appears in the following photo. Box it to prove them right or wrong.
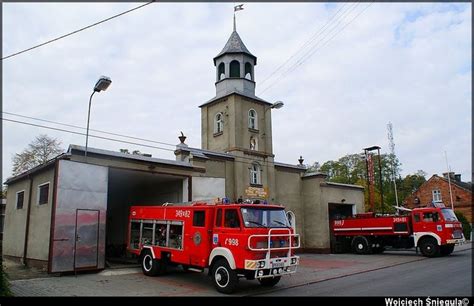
[291,257,298,264]
[278,268,283,274]
[272,269,278,275]
[258,261,266,268]
[258,270,264,277]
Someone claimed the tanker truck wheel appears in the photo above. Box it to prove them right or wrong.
[352,236,372,255]
[211,258,238,294]
[419,237,440,257]
[258,276,281,287]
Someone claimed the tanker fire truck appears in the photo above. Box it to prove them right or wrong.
[127,201,300,293]
[331,204,465,257]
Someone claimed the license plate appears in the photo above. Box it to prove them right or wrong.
[272,262,284,268]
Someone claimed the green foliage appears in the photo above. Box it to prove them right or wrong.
[455,211,472,240]
[0,264,12,296]
[12,134,63,176]
[314,153,431,214]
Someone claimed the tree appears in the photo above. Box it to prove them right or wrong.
[12,134,63,176]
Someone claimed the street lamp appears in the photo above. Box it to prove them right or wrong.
[85,76,112,161]
[271,101,284,109]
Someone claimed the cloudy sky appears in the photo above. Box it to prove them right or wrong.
[2,2,471,184]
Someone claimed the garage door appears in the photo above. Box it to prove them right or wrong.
[49,160,108,273]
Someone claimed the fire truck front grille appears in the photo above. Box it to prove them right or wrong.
[452,230,463,239]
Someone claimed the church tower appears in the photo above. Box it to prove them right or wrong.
[199,17,277,202]
[200,23,276,159]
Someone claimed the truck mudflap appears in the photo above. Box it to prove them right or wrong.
[247,228,300,279]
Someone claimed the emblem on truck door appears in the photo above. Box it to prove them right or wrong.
[193,232,202,246]
[213,234,219,245]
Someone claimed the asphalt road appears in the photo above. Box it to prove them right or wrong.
[258,248,472,296]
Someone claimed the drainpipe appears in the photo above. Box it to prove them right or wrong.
[22,175,33,266]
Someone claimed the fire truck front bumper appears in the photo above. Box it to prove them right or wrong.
[446,238,465,245]
[245,256,299,279]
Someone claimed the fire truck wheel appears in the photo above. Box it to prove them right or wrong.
[211,258,238,294]
[440,244,455,256]
[419,237,440,257]
[141,250,162,276]
[258,276,281,287]
[352,236,371,255]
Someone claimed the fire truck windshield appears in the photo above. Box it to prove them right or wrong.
[441,208,458,221]
[241,208,289,228]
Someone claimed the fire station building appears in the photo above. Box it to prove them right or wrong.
[3,27,364,273]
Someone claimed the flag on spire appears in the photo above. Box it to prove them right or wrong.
[234,4,244,12]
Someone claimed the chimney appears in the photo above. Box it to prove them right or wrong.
[454,174,461,182]
[442,172,455,180]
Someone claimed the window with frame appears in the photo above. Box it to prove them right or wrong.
[248,109,257,130]
[38,183,49,205]
[422,212,439,222]
[224,209,240,228]
[250,163,261,185]
[16,191,25,209]
[432,189,442,203]
[214,112,223,134]
[215,209,222,227]
[193,210,206,227]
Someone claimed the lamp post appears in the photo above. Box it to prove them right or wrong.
[85,76,112,161]
[271,101,284,109]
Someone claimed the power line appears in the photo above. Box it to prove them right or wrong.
[2,117,293,169]
[258,2,349,87]
[2,111,176,148]
[2,1,156,61]
[259,2,363,95]
[259,2,373,96]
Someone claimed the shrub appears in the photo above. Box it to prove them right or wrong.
[0,263,12,296]
[455,211,472,241]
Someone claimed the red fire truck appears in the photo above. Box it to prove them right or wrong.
[127,202,300,293]
[331,205,465,257]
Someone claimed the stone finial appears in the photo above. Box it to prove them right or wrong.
[179,131,187,144]
[298,156,304,166]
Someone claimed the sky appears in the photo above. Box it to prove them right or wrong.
[2,2,472,184]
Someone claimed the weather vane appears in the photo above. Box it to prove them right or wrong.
[233,4,244,31]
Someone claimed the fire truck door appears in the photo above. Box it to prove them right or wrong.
[187,210,210,267]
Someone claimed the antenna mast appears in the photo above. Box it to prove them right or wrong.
[387,122,399,208]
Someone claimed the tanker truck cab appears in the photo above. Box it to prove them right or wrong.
[411,206,465,257]
[128,202,300,294]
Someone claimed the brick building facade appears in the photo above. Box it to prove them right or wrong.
[404,172,472,224]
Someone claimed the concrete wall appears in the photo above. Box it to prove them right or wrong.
[201,94,273,157]
[275,167,304,245]
[3,179,30,258]
[3,167,55,261]
[301,176,325,250]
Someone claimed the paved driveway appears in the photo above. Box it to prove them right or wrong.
[8,243,472,296]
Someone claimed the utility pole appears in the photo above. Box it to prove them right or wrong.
[387,122,399,209]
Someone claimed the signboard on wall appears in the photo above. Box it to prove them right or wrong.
[245,186,268,198]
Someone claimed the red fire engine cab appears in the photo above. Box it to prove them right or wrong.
[127,201,300,293]
[332,205,464,257]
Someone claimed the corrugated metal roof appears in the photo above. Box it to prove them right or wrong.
[68,145,194,168]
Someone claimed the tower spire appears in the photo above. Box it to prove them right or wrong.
[233,12,236,31]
